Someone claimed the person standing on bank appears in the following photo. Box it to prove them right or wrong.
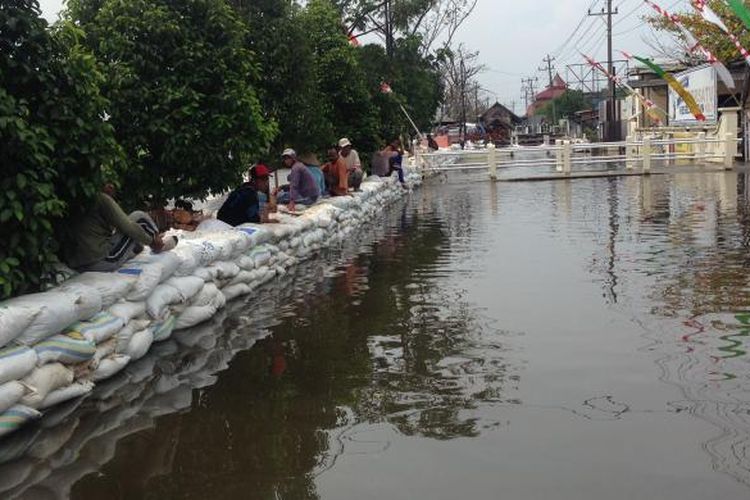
[63,184,176,272]
[276,148,320,212]
[338,138,363,191]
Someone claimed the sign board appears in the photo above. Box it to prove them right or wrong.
[668,64,718,125]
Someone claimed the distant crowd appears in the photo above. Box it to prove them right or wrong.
[61,137,410,274]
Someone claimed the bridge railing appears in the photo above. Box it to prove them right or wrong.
[413,132,741,180]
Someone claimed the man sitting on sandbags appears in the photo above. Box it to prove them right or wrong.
[62,184,176,272]
[275,148,320,212]
[321,146,349,196]
[217,164,272,226]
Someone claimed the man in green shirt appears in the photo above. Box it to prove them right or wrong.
[63,188,174,272]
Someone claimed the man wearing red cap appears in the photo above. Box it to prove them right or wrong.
[217,164,271,226]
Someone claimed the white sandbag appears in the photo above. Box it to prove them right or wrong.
[0,347,38,385]
[250,247,273,268]
[91,355,130,382]
[174,305,216,331]
[171,243,202,277]
[0,405,42,438]
[222,284,252,301]
[115,319,151,354]
[60,272,136,308]
[236,225,273,246]
[209,261,241,280]
[120,252,180,301]
[21,363,74,408]
[193,266,220,282]
[125,328,154,362]
[236,255,256,271]
[0,303,39,348]
[164,276,205,300]
[0,382,26,415]
[92,338,116,369]
[189,283,221,307]
[195,219,234,233]
[66,311,126,344]
[145,284,182,320]
[34,332,96,366]
[227,270,256,287]
[12,286,102,346]
[38,381,94,410]
[108,301,146,323]
[151,315,176,342]
[175,291,225,330]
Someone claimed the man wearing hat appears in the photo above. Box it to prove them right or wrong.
[217,163,271,226]
[277,148,320,211]
[338,138,363,191]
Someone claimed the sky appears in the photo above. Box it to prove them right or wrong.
[38,0,684,116]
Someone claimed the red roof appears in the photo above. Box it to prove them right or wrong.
[535,74,567,102]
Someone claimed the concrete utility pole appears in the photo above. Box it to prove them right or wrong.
[521,77,538,115]
[539,54,556,87]
[589,1,618,141]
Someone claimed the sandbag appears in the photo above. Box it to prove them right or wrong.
[164,276,205,300]
[115,319,151,354]
[175,292,225,330]
[108,301,146,323]
[38,381,94,410]
[145,284,182,320]
[171,243,202,277]
[250,247,273,268]
[0,303,39,348]
[236,255,256,271]
[60,272,136,308]
[91,355,130,382]
[222,284,252,302]
[92,338,117,369]
[189,283,221,307]
[195,219,233,233]
[66,311,125,344]
[125,328,154,361]
[34,332,96,366]
[152,315,177,342]
[0,405,41,438]
[120,252,180,301]
[0,347,38,385]
[208,261,240,280]
[12,287,102,346]
[21,363,74,408]
[0,382,26,415]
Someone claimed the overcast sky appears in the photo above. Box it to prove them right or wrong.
[38,0,682,115]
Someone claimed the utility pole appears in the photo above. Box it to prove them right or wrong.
[539,54,556,87]
[521,77,538,115]
[460,57,467,149]
[589,0,618,141]
[384,0,394,58]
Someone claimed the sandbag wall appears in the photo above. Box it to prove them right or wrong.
[0,169,424,439]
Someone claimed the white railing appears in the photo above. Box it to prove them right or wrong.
[413,132,741,179]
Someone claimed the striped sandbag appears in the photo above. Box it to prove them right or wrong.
[67,311,125,344]
[0,405,41,437]
[152,315,176,343]
[34,332,96,366]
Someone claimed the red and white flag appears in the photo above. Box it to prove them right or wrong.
[380,82,393,94]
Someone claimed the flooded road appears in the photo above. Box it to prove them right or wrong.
[4,170,750,499]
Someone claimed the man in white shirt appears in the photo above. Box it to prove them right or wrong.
[338,138,363,191]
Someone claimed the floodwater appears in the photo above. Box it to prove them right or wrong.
[4,168,750,499]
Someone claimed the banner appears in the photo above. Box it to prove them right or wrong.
[669,64,717,125]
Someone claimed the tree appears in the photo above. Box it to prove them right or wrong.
[537,90,590,121]
[646,1,745,64]
[67,0,276,207]
[228,0,332,154]
[0,1,123,298]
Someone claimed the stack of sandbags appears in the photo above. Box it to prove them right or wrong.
[0,163,422,438]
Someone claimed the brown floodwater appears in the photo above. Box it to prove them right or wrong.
[3,168,750,499]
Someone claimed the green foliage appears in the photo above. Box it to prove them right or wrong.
[68,0,277,207]
[0,1,122,299]
[537,90,590,121]
[647,0,746,64]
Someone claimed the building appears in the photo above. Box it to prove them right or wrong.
[478,102,522,144]
[528,74,568,116]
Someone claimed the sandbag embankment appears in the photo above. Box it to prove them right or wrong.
[0,168,423,438]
